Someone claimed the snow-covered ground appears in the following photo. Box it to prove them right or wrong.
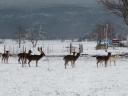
[0,40,128,96]
[0,56,128,96]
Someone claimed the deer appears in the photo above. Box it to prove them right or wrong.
[98,54,118,67]
[18,47,27,64]
[26,47,45,67]
[2,51,10,63]
[18,52,27,64]
[96,52,111,68]
[109,54,118,66]
[63,52,80,69]
[18,50,32,67]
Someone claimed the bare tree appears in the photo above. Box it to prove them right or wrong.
[89,23,114,41]
[16,26,26,48]
[25,24,47,47]
[25,27,38,47]
[99,0,128,24]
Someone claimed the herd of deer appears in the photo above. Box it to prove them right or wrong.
[63,51,118,68]
[0,47,118,68]
[18,47,46,67]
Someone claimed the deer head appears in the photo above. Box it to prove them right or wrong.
[38,47,45,56]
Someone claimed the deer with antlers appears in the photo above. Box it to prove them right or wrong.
[2,51,10,63]
[26,47,45,67]
[96,52,111,68]
[63,52,80,69]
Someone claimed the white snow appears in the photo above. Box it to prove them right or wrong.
[0,40,128,96]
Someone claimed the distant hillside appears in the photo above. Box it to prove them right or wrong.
[0,5,127,39]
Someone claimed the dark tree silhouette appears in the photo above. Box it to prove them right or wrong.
[99,0,128,24]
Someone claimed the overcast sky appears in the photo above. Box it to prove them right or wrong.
[0,0,97,8]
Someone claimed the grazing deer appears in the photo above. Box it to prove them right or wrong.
[2,51,10,63]
[26,47,45,67]
[18,50,32,67]
[63,52,80,69]
[96,52,111,68]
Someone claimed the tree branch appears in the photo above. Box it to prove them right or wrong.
[99,0,128,24]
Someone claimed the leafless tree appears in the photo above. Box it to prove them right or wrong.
[99,0,128,24]
[16,26,26,48]
[90,23,114,41]
[26,28,38,47]
[25,24,47,47]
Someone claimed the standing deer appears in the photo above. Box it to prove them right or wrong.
[26,47,45,67]
[18,50,32,67]
[96,52,111,68]
[2,51,10,63]
[18,52,27,64]
[63,52,80,69]
[109,54,118,66]
[18,47,27,64]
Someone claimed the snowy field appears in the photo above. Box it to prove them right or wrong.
[0,56,128,96]
[0,40,128,96]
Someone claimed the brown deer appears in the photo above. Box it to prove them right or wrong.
[18,47,27,64]
[18,50,32,67]
[2,51,10,63]
[96,52,111,68]
[18,52,27,64]
[63,52,80,69]
[26,47,45,67]
[109,54,118,66]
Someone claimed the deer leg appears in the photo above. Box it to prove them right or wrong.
[22,58,26,66]
[105,61,107,67]
[2,57,4,63]
[110,59,111,66]
[6,58,7,64]
[7,56,9,64]
[65,61,67,69]
[18,58,21,64]
[7,57,8,64]
[114,60,116,66]
[3,58,5,63]
[97,61,100,68]
[1,57,3,63]
[4,58,6,63]
[71,61,73,68]
[21,58,23,65]
[22,58,24,64]
[28,60,31,67]
[22,63,24,67]
[4,58,5,63]
[24,58,27,64]
[23,58,25,64]
[22,60,24,67]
